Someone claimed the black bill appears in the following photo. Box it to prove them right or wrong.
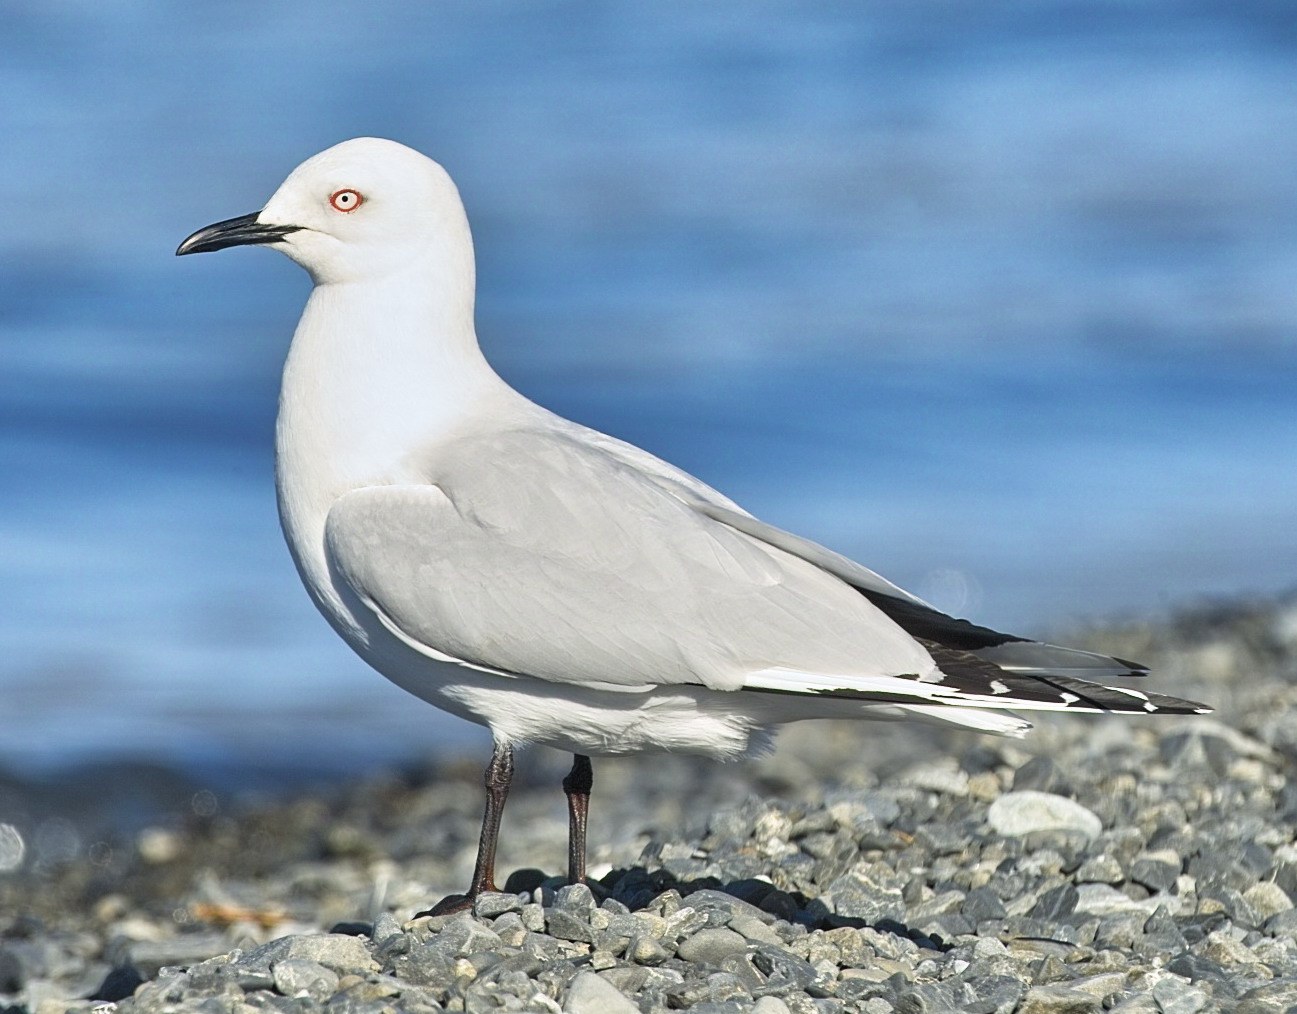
[176,213,301,256]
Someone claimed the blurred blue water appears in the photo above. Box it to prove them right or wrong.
[2,1,1295,776]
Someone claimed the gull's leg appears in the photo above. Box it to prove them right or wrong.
[563,753,593,885]
[420,742,514,916]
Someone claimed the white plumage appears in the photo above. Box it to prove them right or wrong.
[177,137,1208,909]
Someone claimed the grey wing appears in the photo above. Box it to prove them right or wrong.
[555,419,1210,714]
[323,427,939,693]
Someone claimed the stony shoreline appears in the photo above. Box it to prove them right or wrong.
[3,594,1296,1013]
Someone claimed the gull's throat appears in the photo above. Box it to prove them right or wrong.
[273,255,510,630]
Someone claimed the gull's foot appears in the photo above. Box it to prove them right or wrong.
[415,892,475,918]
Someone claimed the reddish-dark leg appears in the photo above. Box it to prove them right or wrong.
[419,742,514,916]
[563,753,594,885]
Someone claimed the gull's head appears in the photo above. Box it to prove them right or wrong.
[176,138,471,284]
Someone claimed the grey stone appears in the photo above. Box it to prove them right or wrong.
[240,934,377,975]
[828,866,905,924]
[1029,885,1078,921]
[1076,855,1125,885]
[664,905,710,941]
[369,912,403,944]
[271,958,338,1000]
[1235,979,1297,1013]
[1243,882,1293,920]
[628,935,671,965]
[676,927,749,964]
[519,902,545,932]
[1140,906,1187,955]
[910,890,965,922]
[1017,983,1102,1013]
[1109,998,1160,1014]
[1066,972,1127,999]
[430,913,502,957]
[1129,854,1180,894]
[1151,975,1208,1014]
[750,945,819,996]
[987,792,1102,842]
[554,882,597,913]
[893,979,975,1012]
[598,965,649,994]
[472,891,522,918]
[546,908,595,943]
[1263,908,1297,938]
[1012,757,1072,796]
[564,970,639,1014]
[962,974,1025,1014]
[731,914,783,945]
[962,887,1007,922]
[388,941,456,986]
[684,889,773,926]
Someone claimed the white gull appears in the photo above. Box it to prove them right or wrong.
[178,137,1209,913]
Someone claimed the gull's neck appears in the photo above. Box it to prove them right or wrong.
[278,255,506,480]
[275,250,512,589]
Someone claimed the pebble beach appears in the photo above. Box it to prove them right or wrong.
[3,594,1297,1013]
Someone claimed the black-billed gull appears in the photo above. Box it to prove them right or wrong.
[178,138,1209,914]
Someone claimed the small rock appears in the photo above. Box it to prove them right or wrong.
[1141,906,1187,955]
[472,891,521,918]
[902,763,969,796]
[1263,908,1297,938]
[828,865,905,923]
[963,887,1007,922]
[370,912,403,944]
[240,934,377,975]
[988,792,1102,842]
[1018,982,1102,1013]
[676,927,748,964]
[1242,882,1293,920]
[1067,972,1127,999]
[628,935,670,965]
[1030,885,1078,921]
[731,915,783,945]
[271,958,338,1000]
[599,965,649,993]
[1013,757,1072,796]
[1234,979,1297,1013]
[519,903,545,932]
[554,882,597,913]
[1129,852,1181,894]
[753,998,794,1014]
[1151,975,1208,1014]
[431,914,503,957]
[1198,928,1261,966]
[564,970,638,1014]
[546,909,595,943]
[1076,855,1125,885]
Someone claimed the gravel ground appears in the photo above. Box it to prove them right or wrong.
[3,594,1297,1014]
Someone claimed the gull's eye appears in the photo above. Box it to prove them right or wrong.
[329,189,363,213]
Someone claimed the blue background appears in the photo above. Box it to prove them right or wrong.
[3,2,1295,777]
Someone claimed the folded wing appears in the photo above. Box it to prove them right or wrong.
[324,424,1209,719]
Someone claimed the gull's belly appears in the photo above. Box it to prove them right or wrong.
[381,655,773,760]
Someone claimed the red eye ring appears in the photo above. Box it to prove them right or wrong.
[330,189,363,212]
